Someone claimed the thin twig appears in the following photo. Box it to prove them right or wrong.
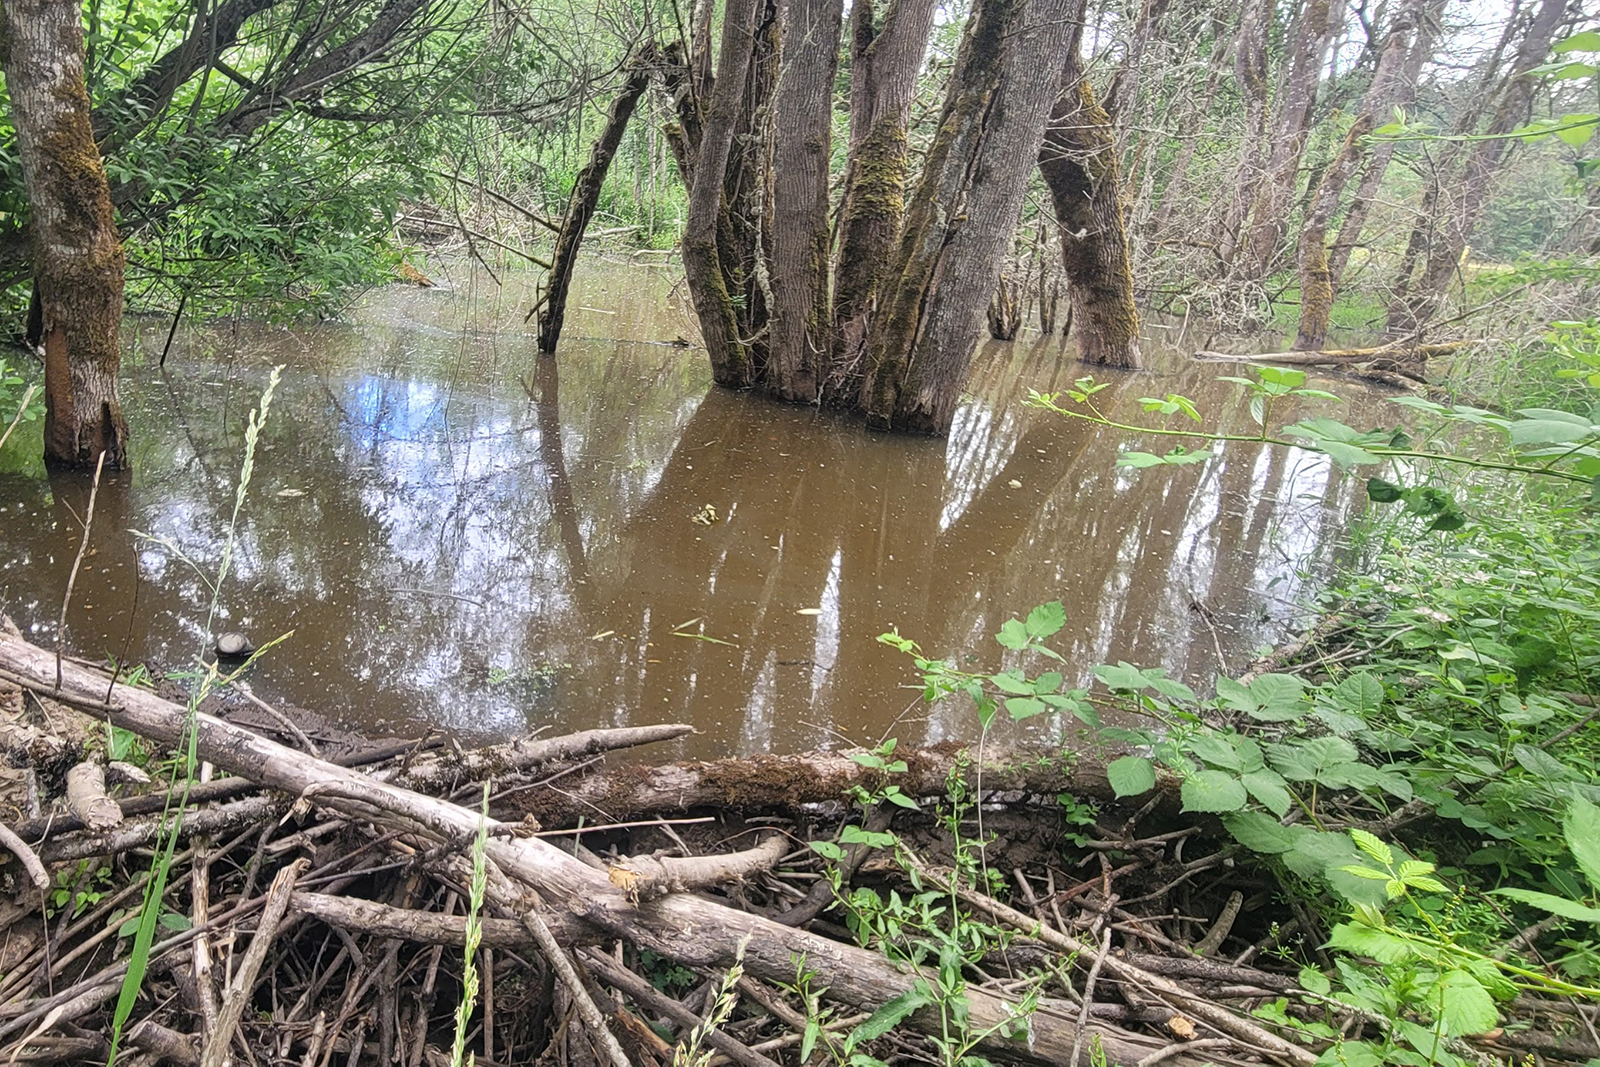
[56,450,107,691]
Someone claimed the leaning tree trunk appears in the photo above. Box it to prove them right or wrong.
[1325,0,1445,285]
[1293,0,1420,350]
[859,0,1081,433]
[826,0,940,403]
[764,0,844,400]
[681,0,762,387]
[1040,73,1143,368]
[1387,0,1566,332]
[1213,0,1274,268]
[1235,0,1340,278]
[1,0,130,468]
[537,53,652,353]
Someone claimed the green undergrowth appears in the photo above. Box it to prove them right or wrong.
[826,342,1600,1066]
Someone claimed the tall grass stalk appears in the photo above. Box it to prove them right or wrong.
[106,366,283,1064]
[450,782,491,1067]
[671,938,748,1067]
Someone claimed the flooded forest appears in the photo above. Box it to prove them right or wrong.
[2,0,1600,1063]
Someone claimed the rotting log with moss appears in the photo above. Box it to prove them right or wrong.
[1038,69,1142,369]
[1,0,130,468]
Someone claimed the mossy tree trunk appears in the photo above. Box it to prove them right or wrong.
[1293,0,1420,350]
[765,0,845,401]
[1,0,130,469]
[537,53,652,354]
[682,0,762,387]
[826,0,939,403]
[1039,72,1143,369]
[871,0,1081,433]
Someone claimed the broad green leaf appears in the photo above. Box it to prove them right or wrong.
[996,619,1030,650]
[1318,441,1381,469]
[1242,768,1294,817]
[1508,418,1596,446]
[1025,601,1067,639]
[1106,755,1157,797]
[1188,732,1243,771]
[1222,811,1301,853]
[1554,29,1600,52]
[1491,888,1600,922]
[1299,967,1331,996]
[1248,673,1307,721]
[1431,970,1498,1035]
[1513,743,1577,781]
[1005,696,1048,720]
[839,825,895,849]
[1327,921,1415,963]
[1332,672,1384,717]
[1366,478,1404,503]
[1565,796,1600,892]
[1182,770,1249,813]
[989,671,1034,695]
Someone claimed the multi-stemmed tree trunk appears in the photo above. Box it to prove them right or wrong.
[1,0,130,468]
[1213,0,1276,267]
[1293,0,1422,350]
[1386,0,1568,332]
[1040,70,1143,368]
[826,0,940,402]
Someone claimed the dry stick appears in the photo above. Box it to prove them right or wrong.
[910,856,1317,1067]
[0,824,48,890]
[200,859,308,1067]
[128,1020,201,1067]
[55,450,107,691]
[0,384,37,454]
[518,904,631,1067]
[1068,927,1114,1067]
[191,840,221,1047]
[580,949,783,1067]
[234,683,322,758]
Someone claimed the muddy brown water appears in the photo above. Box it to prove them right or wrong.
[0,261,1378,757]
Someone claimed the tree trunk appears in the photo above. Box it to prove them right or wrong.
[764,0,844,400]
[860,0,1081,433]
[1040,72,1143,368]
[826,0,940,403]
[1325,0,1445,284]
[1,0,130,469]
[1294,0,1420,350]
[682,0,762,387]
[1213,0,1275,267]
[1235,0,1340,277]
[1386,0,1567,332]
[537,54,652,353]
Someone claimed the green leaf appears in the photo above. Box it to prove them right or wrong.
[1508,418,1597,446]
[1565,796,1600,892]
[1107,756,1157,798]
[1319,441,1381,469]
[1182,771,1248,813]
[1432,970,1498,1035]
[996,619,1030,650]
[1223,811,1301,854]
[848,980,935,1044]
[1332,672,1384,717]
[157,912,191,932]
[1557,113,1600,148]
[1025,602,1067,639]
[989,671,1035,695]
[1513,743,1577,781]
[839,826,895,849]
[1300,967,1332,996]
[1327,922,1415,964]
[1248,673,1307,721]
[1242,769,1294,817]
[1366,478,1404,503]
[1005,696,1048,720]
[1554,29,1600,52]
[1492,888,1600,922]
[1188,732,1244,770]
[1350,829,1393,866]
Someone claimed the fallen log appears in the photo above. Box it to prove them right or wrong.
[1193,341,1468,365]
[0,632,1191,1067]
[502,744,1173,825]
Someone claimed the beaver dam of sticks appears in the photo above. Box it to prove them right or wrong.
[0,623,1575,1067]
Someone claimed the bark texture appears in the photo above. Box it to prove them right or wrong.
[682,0,762,387]
[827,0,940,402]
[765,0,845,400]
[1386,0,1567,331]
[537,54,652,353]
[1040,73,1143,368]
[1,0,130,468]
[860,0,1080,432]
[1294,0,1420,350]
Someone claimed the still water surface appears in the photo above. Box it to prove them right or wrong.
[0,261,1373,755]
